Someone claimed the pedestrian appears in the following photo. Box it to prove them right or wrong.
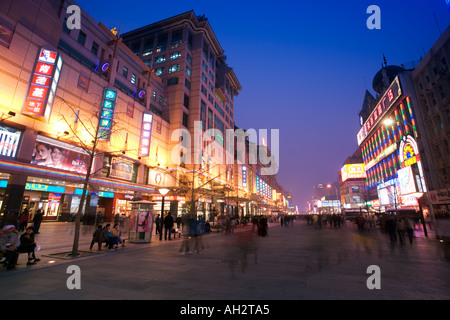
[100,224,113,249]
[18,209,30,232]
[155,214,161,235]
[90,225,103,250]
[385,216,397,244]
[18,227,40,265]
[396,217,406,245]
[164,212,174,240]
[32,209,44,234]
[404,215,414,244]
[257,215,268,237]
[179,216,192,255]
[0,225,20,270]
[111,223,125,248]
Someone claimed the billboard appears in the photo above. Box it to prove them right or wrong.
[377,178,398,206]
[31,136,89,174]
[341,163,366,182]
[397,166,417,195]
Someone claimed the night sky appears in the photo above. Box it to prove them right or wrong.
[75,0,450,210]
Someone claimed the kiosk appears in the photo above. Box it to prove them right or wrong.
[128,200,155,243]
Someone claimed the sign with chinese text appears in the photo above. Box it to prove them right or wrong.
[139,113,153,157]
[22,48,62,121]
[98,88,117,141]
[341,163,366,182]
[357,77,402,145]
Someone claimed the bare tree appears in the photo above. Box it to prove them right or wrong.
[55,96,132,256]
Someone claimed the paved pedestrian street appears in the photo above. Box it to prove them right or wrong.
[1,220,449,301]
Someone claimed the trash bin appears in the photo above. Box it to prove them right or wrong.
[128,201,156,243]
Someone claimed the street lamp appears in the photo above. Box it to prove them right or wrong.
[158,188,170,241]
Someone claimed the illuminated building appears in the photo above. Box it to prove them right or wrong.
[357,63,434,212]
[412,26,450,216]
[0,0,170,222]
[338,148,368,213]
[0,1,290,224]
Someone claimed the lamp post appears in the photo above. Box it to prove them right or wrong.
[158,188,170,241]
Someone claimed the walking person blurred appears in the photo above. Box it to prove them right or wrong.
[404,215,414,244]
[164,212,174,240]
[32,209,43,234]
[396,217,406,245]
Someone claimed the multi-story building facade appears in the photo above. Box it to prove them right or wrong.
[338,148,368,212]
[121,12,289,219]
[0,1,290,225]
[0,0,172,223]
[412,26,450,217]
[357,63,435,214]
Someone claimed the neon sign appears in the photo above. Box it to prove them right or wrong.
[357,77,402,145]
[22,48,62,121]
[98,88,117,141]
[139,113,153,157]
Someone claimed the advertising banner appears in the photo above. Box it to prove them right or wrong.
[31,136,89,174]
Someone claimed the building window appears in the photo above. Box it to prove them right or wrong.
[184,94,190,109]
[78,31,87,46]
[185,79,191,90]
[182,112,189,127]
[170,51,181,60]
[169,64,180,73]
[186,66,191,77]
[156,55,166,64]
[63,18,71,34]
[122,67,128,78]
[131,73,136,84]
[155,68,164,76]
[167,77,178,86]
[91,41,99,55]
[201,85,207,96]
[152,91,157,100]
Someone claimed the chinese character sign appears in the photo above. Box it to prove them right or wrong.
[22,48,62,121]
[139,113,153,157]
[98,88,117,141]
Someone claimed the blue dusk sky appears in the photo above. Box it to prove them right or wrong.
[75,0,450,210]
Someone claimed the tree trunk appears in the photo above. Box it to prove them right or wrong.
[71,150,95,256]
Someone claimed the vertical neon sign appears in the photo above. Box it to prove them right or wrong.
[139,113,153,157]
[98,88,117,141]
[22,48,62,121]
